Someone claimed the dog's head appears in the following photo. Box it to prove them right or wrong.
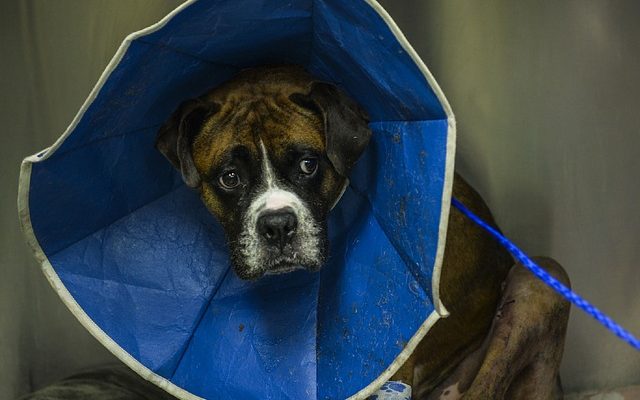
[156,66,371,280]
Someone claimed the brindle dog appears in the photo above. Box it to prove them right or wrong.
[156,65,572,399]
[22,66,571,400]
[156,66,369,280]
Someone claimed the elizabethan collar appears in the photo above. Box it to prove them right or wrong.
[19,1,455,398]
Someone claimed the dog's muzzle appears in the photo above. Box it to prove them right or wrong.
[237,187,322,278]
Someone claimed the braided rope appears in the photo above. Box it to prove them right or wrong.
[451,197,640,350]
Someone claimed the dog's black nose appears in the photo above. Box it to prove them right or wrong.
[257,210,297,247]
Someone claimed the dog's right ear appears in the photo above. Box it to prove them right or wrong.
[155,99,219,188]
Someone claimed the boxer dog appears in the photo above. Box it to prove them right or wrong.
[153,65,571,399]
[24,66,569,400]
[155,66,369,280]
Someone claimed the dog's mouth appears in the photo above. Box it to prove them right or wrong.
[231,228,326,280]
[264,262,304,275]
[263,246,324,274]
[263,249,304,271]
[230,255,323,280]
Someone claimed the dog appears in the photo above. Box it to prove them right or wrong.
[23,66,570,399]
[155,66,370,280]
[154,65,571,399]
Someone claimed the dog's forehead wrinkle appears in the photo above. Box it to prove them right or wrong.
[206,144,252,176]
[193,110,258,171]
[217,93,324,157]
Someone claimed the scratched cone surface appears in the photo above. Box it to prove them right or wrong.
[18,1,455,399]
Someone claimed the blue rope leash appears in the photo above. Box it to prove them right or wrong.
[451,197,640,351]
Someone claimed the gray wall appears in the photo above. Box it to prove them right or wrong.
[0,2,183,398]
[1,1,638,398]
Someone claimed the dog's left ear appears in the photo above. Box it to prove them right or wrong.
[155,99,219,188]
[289,82,371,177]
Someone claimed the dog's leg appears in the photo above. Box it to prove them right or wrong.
[423,257,570,400]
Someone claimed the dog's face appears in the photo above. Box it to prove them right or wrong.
[156,66,371,279]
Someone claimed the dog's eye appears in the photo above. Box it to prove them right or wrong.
[218,171,240,189]
[299,158,318,175]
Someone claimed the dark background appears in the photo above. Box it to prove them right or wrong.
[1,1,639,398]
